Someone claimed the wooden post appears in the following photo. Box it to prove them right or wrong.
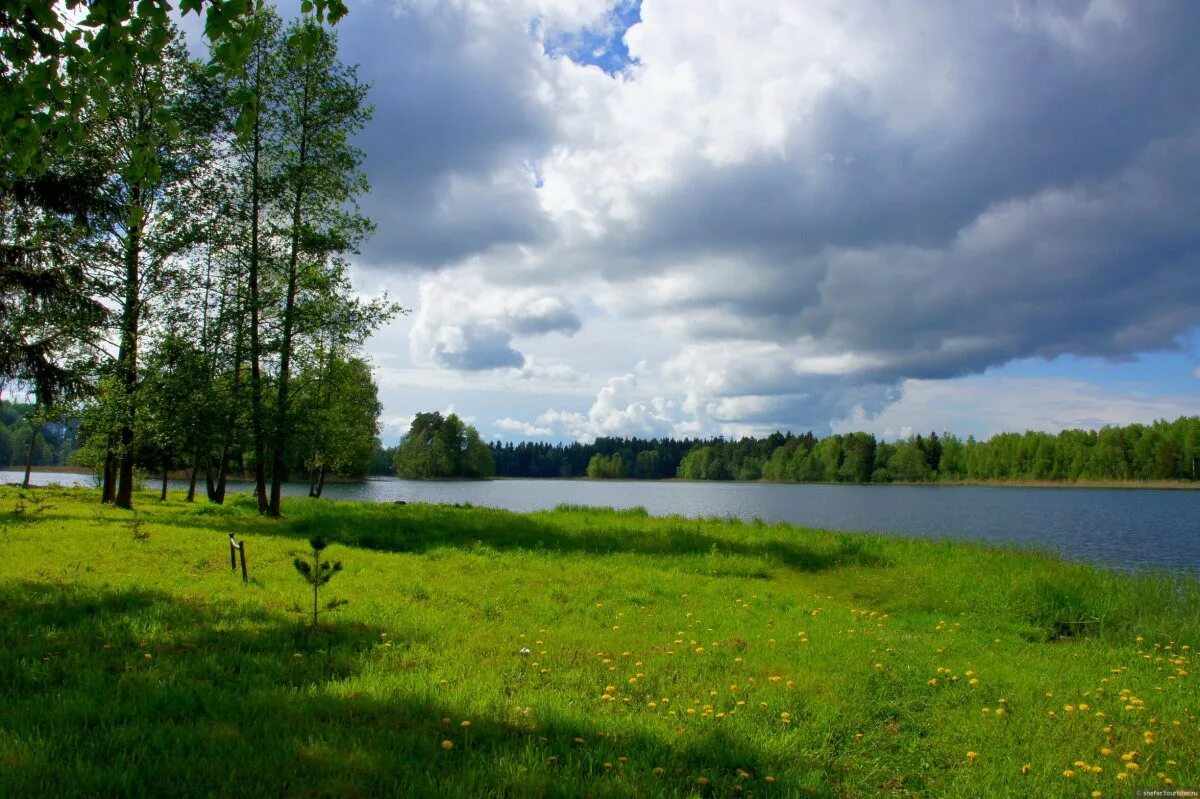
[230,534,248,583]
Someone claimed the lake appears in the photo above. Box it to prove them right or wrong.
[5,470,1198,571]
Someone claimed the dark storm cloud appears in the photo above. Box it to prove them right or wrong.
[628,4,1200,263]
[605,2,1200,407]
[335,2,557,268]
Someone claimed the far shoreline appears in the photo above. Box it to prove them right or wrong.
[7,466,1197,491]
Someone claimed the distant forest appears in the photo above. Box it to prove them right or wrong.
[0,403,79,470]
[368,415,1200,484]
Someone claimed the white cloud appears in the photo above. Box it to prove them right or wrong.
[494,417,554,437]
[409,269,581,370]
[522,374,680,441]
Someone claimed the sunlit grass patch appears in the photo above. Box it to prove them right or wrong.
[0,486,1195,797]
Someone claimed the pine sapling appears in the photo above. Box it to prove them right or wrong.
[293,536,346,627]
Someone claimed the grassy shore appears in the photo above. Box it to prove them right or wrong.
[0,486,1195,797]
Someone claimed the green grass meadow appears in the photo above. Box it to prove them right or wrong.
[0,485,1195,797]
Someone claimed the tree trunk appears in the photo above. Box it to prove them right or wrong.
[115,198,142,510]
[268,78,311,518]
[21,404,37,489]
[102,436,116,503]
[247,53,268,515]
[186,457,199,502]
[315,466,326,499]
[160,456,169,501]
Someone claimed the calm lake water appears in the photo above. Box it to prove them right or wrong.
[6,471,1198,571]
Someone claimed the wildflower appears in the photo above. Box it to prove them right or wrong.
[966,751,978,762]
[1063,770,1076,778]
[765,776,776,783]
[1021,764,1031,775]
[441,740,453,750]
[652,767,664,776]
[603,762,613,770]
[460,721,471,728]
[696,777,708,786]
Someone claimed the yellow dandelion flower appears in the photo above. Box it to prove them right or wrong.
[1063,770,1076,778]
[652,767,664,776]
[967,751,978,762]
[441,740,453,750]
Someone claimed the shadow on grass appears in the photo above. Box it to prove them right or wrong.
[276,501,890,574]
[0,581,837,798]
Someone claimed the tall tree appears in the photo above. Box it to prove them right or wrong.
[266,17,372,516]
[90,25,213,508]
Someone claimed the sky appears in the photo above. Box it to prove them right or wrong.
[220,0,1200,443]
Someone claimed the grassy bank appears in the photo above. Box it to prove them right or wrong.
[0,487,1195,797]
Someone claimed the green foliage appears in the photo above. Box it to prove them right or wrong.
[1,0,349,178]
[669,417,1200,485]
[585,452,626,479]
[0,486,1197,797]
[393,412,495,479]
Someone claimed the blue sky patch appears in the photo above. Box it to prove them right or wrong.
[541,0,642,76]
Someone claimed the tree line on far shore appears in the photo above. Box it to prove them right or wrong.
[376,414,1200,484]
